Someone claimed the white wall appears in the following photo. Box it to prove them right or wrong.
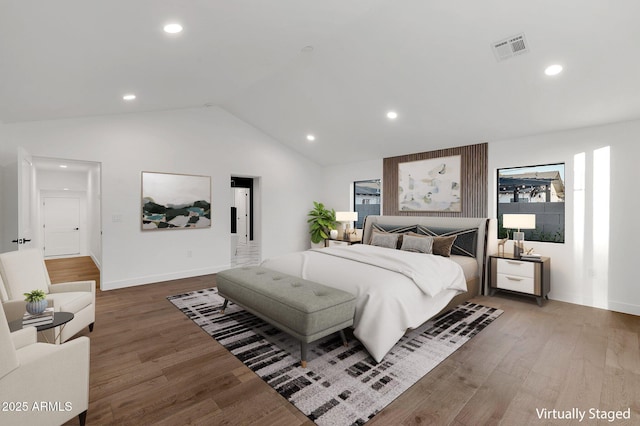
[323,120,640,316]
[489,119,640,315]
[0,107,323,289]
[322,159,382,212]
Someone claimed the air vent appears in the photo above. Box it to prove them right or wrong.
[492,33,529,62]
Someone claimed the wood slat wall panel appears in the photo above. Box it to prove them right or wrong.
[383,143,488,217]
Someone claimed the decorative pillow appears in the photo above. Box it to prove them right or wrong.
[370,231,400,249]
[416,225,477,258]
[369,223,417,248]
[432,235,456,257]
[400,234,434,254]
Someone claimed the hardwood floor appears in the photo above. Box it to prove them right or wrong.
[54,262,640,425]
[46,256,101,288]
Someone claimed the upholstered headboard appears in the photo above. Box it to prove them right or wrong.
[362,215,491,294]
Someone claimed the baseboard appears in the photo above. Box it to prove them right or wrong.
[101,264,231,290]
[544,291,640,317]
[607,300,640,317]
[90,252,101,270]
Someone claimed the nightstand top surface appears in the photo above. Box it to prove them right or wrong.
[330,236,362,243]
[491,253,549,262]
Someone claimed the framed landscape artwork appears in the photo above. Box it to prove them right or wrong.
[141,172,211,230]
[398,155,462,212]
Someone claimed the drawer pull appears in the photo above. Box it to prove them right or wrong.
[506,261,523,265]
[506,276,523,281]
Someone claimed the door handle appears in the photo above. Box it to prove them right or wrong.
[11,239,19,243]
[23,239,31,243]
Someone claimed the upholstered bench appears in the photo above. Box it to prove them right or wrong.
[216,266,356,368]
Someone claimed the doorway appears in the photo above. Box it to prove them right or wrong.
[230,176,260,267]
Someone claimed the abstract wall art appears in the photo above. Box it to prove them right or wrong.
[397,155,461,212]
[141,172,211,230]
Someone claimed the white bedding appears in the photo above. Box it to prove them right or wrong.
[260,244,467,362]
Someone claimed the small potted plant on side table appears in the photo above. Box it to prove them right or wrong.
[24,289,48,315]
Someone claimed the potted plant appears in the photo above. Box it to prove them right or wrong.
[24,289,48,315]
[307,201,337,246]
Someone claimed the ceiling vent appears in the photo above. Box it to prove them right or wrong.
[492,33,529,62]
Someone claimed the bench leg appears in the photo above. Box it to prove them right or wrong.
[340,329,348,347]
[220,299,229,314]
[300,342,308,368]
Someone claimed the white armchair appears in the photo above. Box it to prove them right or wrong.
[0,249,95,343]
[0,304,90,425]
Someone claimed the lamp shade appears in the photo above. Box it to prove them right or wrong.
[503,214,536,230]
[335,211,358,222]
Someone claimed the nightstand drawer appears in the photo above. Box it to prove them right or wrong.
[496,258,535,278]
[496,273,535,294]
[489,255,550,306]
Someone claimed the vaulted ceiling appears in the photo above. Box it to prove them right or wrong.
[1,1,639,166]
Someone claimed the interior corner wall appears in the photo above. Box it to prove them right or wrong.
[321,159,383,214]
[383,143,488,217]
[0,107,323,290]
[488,119,640,315]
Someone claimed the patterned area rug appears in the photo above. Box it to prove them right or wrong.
[168,288,503,426]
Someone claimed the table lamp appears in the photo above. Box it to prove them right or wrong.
[503,214,536,258]
[335,211,358,240]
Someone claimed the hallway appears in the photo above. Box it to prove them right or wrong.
[45,256,100,289]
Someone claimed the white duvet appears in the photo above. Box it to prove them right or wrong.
[260,244,467,362]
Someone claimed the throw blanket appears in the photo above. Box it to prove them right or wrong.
[310,244,466,297]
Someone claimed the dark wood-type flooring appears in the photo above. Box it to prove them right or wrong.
[50,258,640,425]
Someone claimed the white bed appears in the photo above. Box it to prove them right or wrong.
[261,215,489,363]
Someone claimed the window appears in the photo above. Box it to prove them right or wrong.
[353,179,381,228]
[497,163,565,243]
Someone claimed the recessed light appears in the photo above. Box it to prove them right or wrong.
[163,23,183,34]
[386,111,398,120]
[123,94,136,101]
[59,164,68,168]
[63,188,69,191]
[306,134,316,142]
[544,64,563,76]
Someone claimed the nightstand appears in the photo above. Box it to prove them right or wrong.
[489,254,550,306]
[325,237,362,247]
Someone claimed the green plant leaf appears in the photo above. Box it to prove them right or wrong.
[24,289,46,302]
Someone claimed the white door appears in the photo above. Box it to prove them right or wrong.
[43,197,81,257]
[234,188,249,244]
[7,147,36,250]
